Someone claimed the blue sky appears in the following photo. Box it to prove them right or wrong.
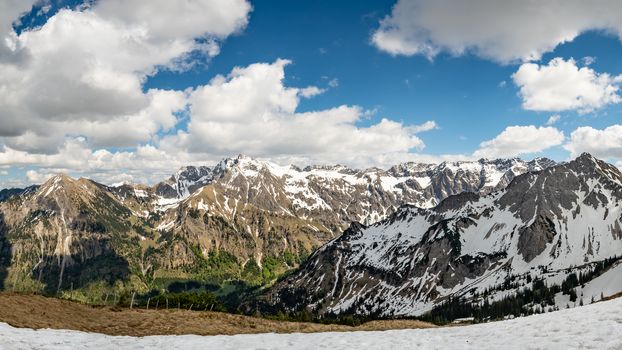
[156,1,622,156]
[1,0,622,186]
[148,1,622,157]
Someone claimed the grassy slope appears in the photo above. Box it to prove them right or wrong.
[0,293,435,336]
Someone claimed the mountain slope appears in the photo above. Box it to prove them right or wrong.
[264,154,622,317]
[0,175,150,294]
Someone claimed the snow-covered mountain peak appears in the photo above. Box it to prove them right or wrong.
[387,162,436,177]
[215,154,271,174]
[566,153,621,182]
[153,165,215,200]
[143,155,559,227]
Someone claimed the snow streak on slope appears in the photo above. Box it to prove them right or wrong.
[2,297,621,350]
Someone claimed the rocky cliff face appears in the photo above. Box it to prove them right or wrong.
[264,154,622,317]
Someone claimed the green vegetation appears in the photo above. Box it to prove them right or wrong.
[190,246,240,284]
[186,243,308,287]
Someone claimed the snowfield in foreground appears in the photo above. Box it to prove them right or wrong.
[2,298,622,350]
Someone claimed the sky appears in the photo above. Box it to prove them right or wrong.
[1,0,622,187]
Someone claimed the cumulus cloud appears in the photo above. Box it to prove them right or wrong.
[0,137,198,185]
[0,54,438,185]
[0,0,37,62]
[0,0,251,153]
[372,0,622,63]
[95,0,250,40]
[512,58,622,113]
[582,56,596,66]
[26,169,53,184]
[164,59,435,167]
[410,121,438,133]
[474,126,565,159]
[564,125,622,159]
[0,0,253,186]
[299,86,326,98]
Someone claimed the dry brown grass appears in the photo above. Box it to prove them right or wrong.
[0,293,435,336]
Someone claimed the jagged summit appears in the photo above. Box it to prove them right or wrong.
[569,152,616,172]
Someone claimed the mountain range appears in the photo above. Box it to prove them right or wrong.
[262,153,622,319]
[4,153,622,322]
[0,154,555,299]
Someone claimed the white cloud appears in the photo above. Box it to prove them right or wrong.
[474,126,565,159]
[546,115,561,126]
[0,58,439,185]
[0,0,251,153]
[410,121,438,133]
[564,125,622,159]
[299,86,326,98]
[164,59,435,168]
[328,78,339,88]
[0,137,198,185]
[372,0,622,63]
[512,58,622,113]
[0,0,37,62]
[94,0,250,40]
[582,56,596,66]
[0,0,252,186]
[26,169,53,184]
